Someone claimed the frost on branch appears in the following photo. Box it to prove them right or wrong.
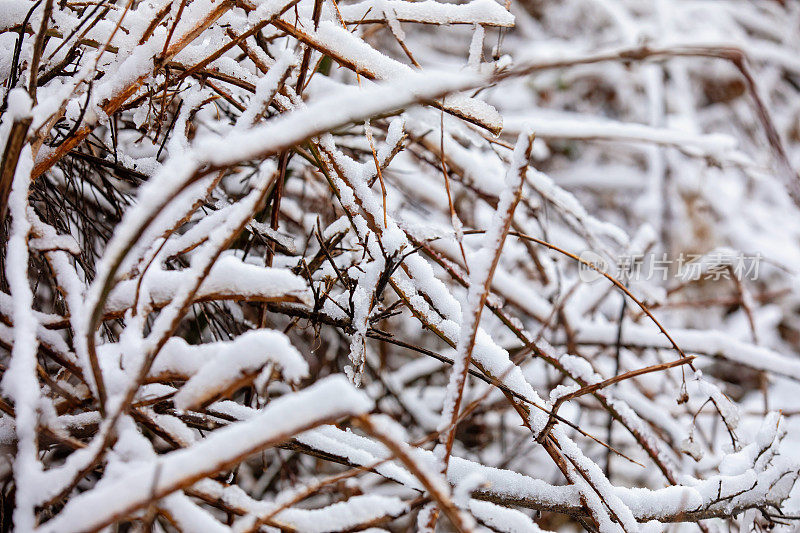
[1,0,800,531]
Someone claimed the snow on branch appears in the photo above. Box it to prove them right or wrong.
[3,0,800,530]
[37,376,371,532]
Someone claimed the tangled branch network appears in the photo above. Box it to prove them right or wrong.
[2,0,800,530]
